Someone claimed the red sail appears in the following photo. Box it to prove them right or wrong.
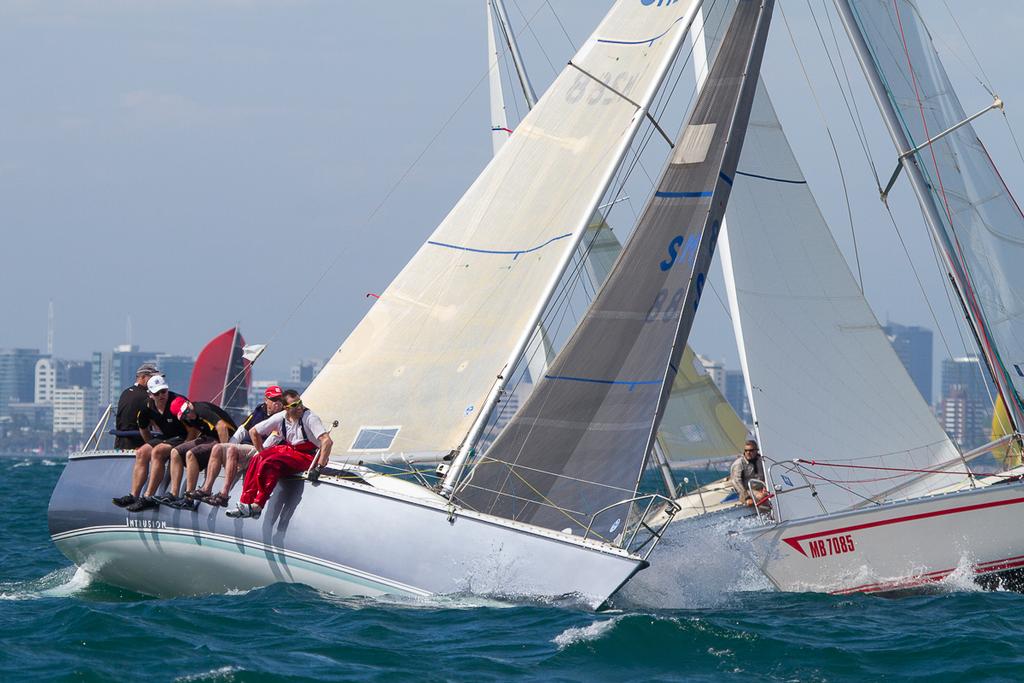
[188,327,251,421]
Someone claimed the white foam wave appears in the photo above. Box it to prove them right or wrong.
[552,616,621,649]
[0,565,94,601]
[616,510,773,609]
[937,553,991,593]
[174,665,243,682]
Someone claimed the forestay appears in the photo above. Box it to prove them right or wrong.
[304,0,704,462]
[719,78,966,521]
[456,0,773,536]
[848,0,1024,429]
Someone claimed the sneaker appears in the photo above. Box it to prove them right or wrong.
[126,496,157,513]
[226,503,251,519]
[249,504,263,520]
[112,494,136,508]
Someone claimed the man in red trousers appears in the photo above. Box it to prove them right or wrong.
[226,389,333,519]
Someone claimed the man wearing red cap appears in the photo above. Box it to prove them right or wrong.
[156,398,237,508]
[188,385,286,507]
[227,389,333,519]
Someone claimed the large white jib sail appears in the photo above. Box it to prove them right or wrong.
[303,0,715,463]
[719,78,966,521]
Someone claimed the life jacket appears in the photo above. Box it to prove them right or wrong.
[284,408,318,455]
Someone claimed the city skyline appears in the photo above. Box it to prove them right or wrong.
[1,3,1022,385]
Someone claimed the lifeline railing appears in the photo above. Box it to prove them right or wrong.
[83,403,113,452]
[763,460,829,521]
[582,493,680,560]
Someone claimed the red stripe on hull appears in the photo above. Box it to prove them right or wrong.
[782,492,1024,556]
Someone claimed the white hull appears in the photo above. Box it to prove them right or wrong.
[746,480,1024,594]
[49,452,649,608]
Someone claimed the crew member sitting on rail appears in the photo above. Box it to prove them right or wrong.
[154,398,237,509]
[190,385,285,508]
[120,375,188,512]
[226,390,332,519]
[113,362,161,451]
[730,439,769,508]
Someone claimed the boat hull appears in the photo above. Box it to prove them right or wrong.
[48,452,646,607]
[747,480,1024,594]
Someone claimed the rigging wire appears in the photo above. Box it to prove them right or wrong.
[778,2,864,292]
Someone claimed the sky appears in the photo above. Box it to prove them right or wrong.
[1,0,1022,394]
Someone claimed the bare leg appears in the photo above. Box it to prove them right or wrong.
[130,444,153,497]
[202,444,225,494]
[185,451,201,493]
[143,444,173,497]
[167,448,185,497]
[220,447,241,497]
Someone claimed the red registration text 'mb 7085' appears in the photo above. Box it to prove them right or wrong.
[807,534,856,558]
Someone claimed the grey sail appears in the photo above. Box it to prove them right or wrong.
[844,0,1024,431]
[456,0,774,536]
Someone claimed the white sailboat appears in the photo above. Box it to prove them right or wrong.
[48,0,776,607]
[656,0,1024,594]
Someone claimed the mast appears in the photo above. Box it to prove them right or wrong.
[833,0,1022,434]
[441,0,709,496]
[491,0,538,108]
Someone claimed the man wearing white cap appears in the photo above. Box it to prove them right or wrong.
[112,375,187,511]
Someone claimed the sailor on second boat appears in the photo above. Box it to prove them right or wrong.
[730,439,770,508]
[226,389,333,519]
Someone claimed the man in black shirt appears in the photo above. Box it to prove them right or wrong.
[114,363,160,450]
[157,399,237,508]
[121,375,188,512]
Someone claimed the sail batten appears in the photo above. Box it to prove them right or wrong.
[456,0,774,535]
[304,0,709,463]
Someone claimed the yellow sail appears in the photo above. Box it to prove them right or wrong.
[991,395,1022,468]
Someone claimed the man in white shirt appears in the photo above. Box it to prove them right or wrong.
[226,389,333,519]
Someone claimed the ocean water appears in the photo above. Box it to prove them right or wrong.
[4,454,1024,682]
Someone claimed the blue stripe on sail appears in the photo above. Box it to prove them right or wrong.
[655,190,713,198]
[597,15,685,46]
[545,374,661,392]
[427,233,572,259]
[735,170,807,185]
[719,171,733,186]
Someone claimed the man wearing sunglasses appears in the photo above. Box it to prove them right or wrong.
[227,389,333,519]
[730,439,769,508]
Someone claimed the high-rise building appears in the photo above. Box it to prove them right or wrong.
[695,354,726,394]
[34,357,58,404]
[724,370,751,425]
[155,354,195,397]
[52,386,98,435]
[883,322,933,404]
[939,357,993,450]
[65,360,93,389]
[0,348,43,419]
[110,345,156,394]
[290,359,325,393]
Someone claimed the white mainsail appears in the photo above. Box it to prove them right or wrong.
[305,1,706,461]
[719,79,966,520]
